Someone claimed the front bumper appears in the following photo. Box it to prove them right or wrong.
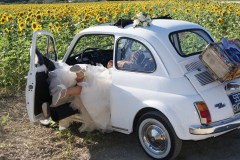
[189,114,240,135]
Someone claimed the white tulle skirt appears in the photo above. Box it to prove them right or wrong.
[48,62,112,132]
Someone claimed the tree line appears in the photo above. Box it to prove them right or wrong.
[0,0,101,4]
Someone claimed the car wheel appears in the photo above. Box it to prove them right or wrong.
[137,111,182,160]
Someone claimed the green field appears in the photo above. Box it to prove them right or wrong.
[0,0,240,93]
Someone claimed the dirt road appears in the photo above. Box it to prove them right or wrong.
[1,94,240,160]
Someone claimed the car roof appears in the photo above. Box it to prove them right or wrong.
[80,19,203,37]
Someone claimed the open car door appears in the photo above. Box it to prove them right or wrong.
[26,31,57,122]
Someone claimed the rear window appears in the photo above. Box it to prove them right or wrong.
[169,29,213,57]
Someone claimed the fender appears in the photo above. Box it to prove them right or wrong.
[130,100,192,140]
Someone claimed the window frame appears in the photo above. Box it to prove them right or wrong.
[67,34,115,58]
[115,37,157,73]
[169,29,214,57]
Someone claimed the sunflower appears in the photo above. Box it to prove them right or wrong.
[56,27,61,33]
[104,17,109,23]
[228,6,233,12]
[97,16,103,23]
[4,28,9,33]
[36,24,42,30]
[31,22,38,30]
[55,22,60,28]
[217,18,223,25]
[148,8,153,13]
[36,14,41,21]
[84,14,90,21]
[123,9,129,15]
[19,12,24,17]
[51,27,55,33]
[221,11,227,17]
[195,14,200,18]
[135,9,140,14]
[25,16,31,24]
[185,9,190,14]
[18,18,22,23]
[18,22,25,31]
[8,15,13,21]
[1,18,6,24]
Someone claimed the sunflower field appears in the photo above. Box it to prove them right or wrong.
[0,0,240,93]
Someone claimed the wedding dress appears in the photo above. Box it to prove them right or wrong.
[48,62,112,132]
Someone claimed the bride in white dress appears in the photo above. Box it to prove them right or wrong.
[47,61,113,132]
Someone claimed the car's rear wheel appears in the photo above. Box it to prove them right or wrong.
[137,111,182,160]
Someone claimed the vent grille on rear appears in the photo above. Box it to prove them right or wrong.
[195,71,215,86]
[185,61,205,72]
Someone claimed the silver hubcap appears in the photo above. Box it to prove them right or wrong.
[139,119,171,158]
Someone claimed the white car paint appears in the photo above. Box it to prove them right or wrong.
[26,19,240,143]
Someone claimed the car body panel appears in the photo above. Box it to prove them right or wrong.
[26,31,56,122]
[26,19,240,142]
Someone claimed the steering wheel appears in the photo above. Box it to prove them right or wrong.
[80,47,104,65]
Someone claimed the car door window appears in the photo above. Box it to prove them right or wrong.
[67,34,114,67]
[35,34,57,65]
[170,29,213,57]
[116,38,156,72]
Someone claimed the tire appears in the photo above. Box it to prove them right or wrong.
[137,111,182,160]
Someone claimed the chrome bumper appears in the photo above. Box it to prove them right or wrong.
[189,114,240,135]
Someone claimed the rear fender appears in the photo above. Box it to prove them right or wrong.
[132,100,187,140]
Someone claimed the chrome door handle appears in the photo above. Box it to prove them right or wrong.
[225,82,240,91]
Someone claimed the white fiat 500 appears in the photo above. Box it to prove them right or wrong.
[26,19,240,160]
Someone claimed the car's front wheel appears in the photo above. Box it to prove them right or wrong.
[137,111,182,160]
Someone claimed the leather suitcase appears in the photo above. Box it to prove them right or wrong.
[200,39,240,82]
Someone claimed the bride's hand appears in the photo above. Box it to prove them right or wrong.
[76,70,85,82]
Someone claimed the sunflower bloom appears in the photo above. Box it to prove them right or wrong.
[84,14,90,21]
[217,18,223,25]
[19,12,24,17]
[25,17,31,24]
[1,18,6,24]
[18,23,25,32]
[36,14,41,21]
[31,22,38,30]
[104,17,109,23]
[185,9,190,14]
[195,14,200,18]
[36,24,42,30]
[56,27,61,33]
[51,28,55,33]
[4,28,9,33]
[123,9,129,15]
[135,9,140,14]
[8,15,13,21]
[18,18,22,23]
[55,22,60,28]
[97,16,103,23]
